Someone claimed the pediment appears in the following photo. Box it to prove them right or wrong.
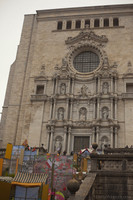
[65,30,108,45]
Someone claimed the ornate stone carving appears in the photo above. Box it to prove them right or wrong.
[65,30,108,45]
[58,107,64,120]
[54,136,62,153]
[102,82,109,94]
[80,84,88,97]
[79,107,87,120]
[102,107,109,119]
[60,83,66,95]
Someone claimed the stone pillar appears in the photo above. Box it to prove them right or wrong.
[115,77,117,93]
[49,98,53,120]
[98,76,100,93]
[53,98,56,119]
[68,78,71,94]
[47,126,51,151]
[110,98,113,119]
[81,19,85,29]
[111,77,113,93]
[109,17,113,27]
[110,127,113,148]
[55,77,59,94]
[115,127,118,148]
[49,126,54,153]
[71,78,75,94]
[96,127,99,146]
[100,17,103,27]
[90,18,94,28]
[62,20,66,30]
[66,98,69,120]
[97,98,100,119]
[63,126,67,152]
[93,99,95,119]
[115,99,117,120]
[92,127,95,144]
[67,127,71,155]
[70,99,73,120]
[72,20,75,29]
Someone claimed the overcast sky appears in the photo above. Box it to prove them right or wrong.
[0,0,133,115]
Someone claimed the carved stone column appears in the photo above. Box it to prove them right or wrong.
[93,98,96,119]
[68,78,71,94]
[66,98,69,120]
[62,20,66,30]
[55,77,59,94]
[67,127,71,155]
[49,98,53,120]
[71,78,75,94]
[110,97,113,119]
[115,99,117,119]
[96,127,99,145]
[110,77,113,93]
[47,126,51,151]
[92,127,95,144]
[70,99,73,120]
[52,98,56,119]
[115,77,117,93]
[49,126,54,153]
[98,76,100,93]
[81,19,85,29]
[110,127,113,148]
[63,126,67,152]
[115,127,118,148]
[97,98,100,119]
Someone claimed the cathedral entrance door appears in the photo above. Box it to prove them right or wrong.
[74,136,90,152]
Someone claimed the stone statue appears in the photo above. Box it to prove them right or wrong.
[102,82,109,94]
[58,108,64,120]
[81,84,87,97]
[79,107,87,120]
[102,107,108,119]
[54,138,62,154]
[60,83,66,95]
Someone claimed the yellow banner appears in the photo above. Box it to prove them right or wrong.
[5,143,13,159]
[0,158,3,176]
[42,184,49,200]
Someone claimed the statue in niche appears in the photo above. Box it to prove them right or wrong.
[79,107,87,121]
[102,107,109,119]
[54,136,62,154]
[102,82,109,94]
[81,84,88,97]
[58,108,64,120]
[101,136,109,151]
[60,83,66,95]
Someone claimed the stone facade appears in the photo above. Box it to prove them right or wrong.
[0,4,133,153]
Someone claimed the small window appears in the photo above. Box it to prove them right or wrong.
[104,18,109,27]
[57,21,63,30]
[126,83,133,93]
[85,20,90,28]
[113,18,119,26]
[94,19,99,27]
[75,20,81,29]
[66,21,72,29]
[36,85,44,94]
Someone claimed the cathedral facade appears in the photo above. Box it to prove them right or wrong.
[0,4,133,153]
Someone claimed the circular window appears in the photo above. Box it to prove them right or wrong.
[73,51,100,73]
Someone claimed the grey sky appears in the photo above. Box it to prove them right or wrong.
[0,0,133,114]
